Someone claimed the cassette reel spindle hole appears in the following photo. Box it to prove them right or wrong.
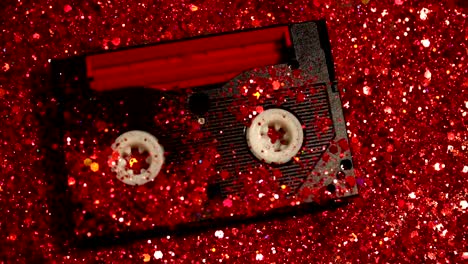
[326,184,336,193]
[264,122,289,152]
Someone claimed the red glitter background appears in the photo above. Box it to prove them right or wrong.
[1,0,467,263]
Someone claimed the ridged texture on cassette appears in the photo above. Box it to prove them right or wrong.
[204,83,335,197]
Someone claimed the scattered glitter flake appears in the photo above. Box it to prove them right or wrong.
[409,192,417,199]
[272,80,281,90]
[68,177,76,186]
[214,230,224,239]
[223,198,232,207]
[394,0,404,5]
[142,253,151,262]
[419,7,430,20]
[363,86,371,95]
[345,176,356,187]
[190,4,199,12]
[83,158,92,166]
[460,201,468,210]
[424,69,432,79]
[33,33,40,39]
[463,166,468,173]
[448,132,455,140]
[2,63,9,72]
[433,162,444,171]
[255,253,264,261]
[434,223,444,231]
[90,162,99,172]
[384,106,393,114]
[111,38,121,46]
[154,251,163,260]
[253,91,261,99]
[64,5,72,13]
[397,199,405,208]
[447,145,453,153]
[421,39,430,47]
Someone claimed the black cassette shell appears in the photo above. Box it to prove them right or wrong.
[50,20,358,245]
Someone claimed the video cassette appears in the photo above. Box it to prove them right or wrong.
[50,20,357,244]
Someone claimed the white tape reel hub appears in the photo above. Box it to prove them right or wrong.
[111,130,164,185]
[246,108,304,164]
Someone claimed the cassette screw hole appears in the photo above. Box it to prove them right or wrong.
[288,60,300,70]
[188,92,210,115]
[340,159,353,170]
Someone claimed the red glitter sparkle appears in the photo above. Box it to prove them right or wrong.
[1,0,467,263]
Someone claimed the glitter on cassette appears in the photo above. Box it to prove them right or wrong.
[50,20,358,245]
